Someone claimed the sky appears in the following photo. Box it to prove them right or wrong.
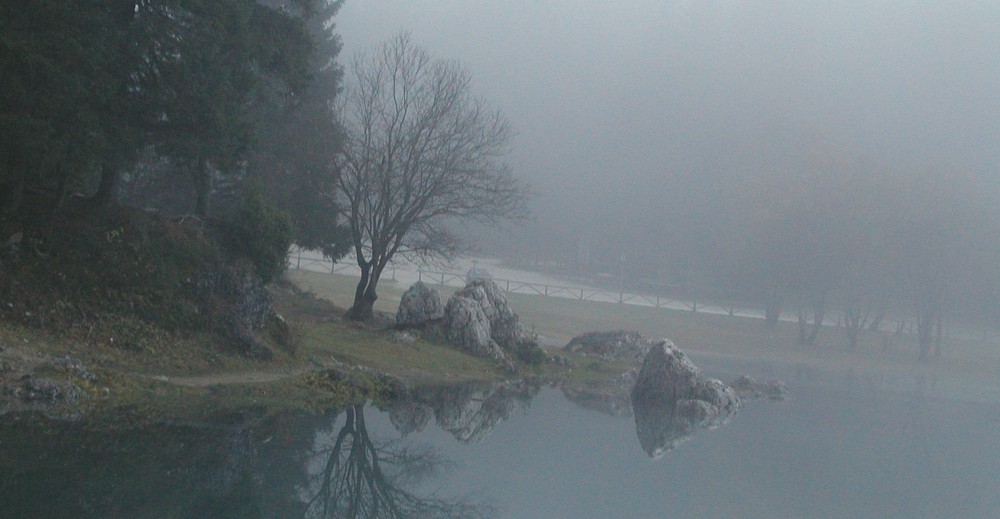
[333,1,1000,228]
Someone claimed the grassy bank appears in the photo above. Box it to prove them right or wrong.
[288,269,1000,384]
[0,273,623,420]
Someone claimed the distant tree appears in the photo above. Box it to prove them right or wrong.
[336,33,528,320]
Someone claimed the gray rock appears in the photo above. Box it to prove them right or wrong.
[691,378,740,428]
[51,357,96,381]
[198,262,276,359]
[563,330,658,360]
[452,279,528,348]
[731,375,789,401]
[444,296,506,361]
[676,398,716,424]
[435,278,535,364]
[396,281,444,326]
[466,266,492,283]
[630,340,703,401]
[8,375,87,404]
[630,340,742,458]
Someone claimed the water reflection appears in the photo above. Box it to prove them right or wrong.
[5,374,994,518]
[387,382,539,443]
[301,404,495,519]
[0,396,502,518]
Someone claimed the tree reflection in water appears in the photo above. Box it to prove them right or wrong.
[302,404,496,519]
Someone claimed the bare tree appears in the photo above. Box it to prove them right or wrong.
[302,404,497,519]
[336,33,527,320]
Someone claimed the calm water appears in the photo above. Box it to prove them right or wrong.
[2,357,1000,518]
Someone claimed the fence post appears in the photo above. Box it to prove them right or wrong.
[506,280,510,292]
[418,270,423,282]
[296,251,301,269]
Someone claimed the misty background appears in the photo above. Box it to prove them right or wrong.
[333,1,1000,341]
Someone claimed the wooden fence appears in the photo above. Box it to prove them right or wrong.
[286,249,1000,345]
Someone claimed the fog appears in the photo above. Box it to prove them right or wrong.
[335,1,1000,346]
[336,1,1000,210]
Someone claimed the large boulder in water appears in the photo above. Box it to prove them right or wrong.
[630,340,703,400]
[563,330,657,361]
[630,340,741,458]
[396,281,444,326]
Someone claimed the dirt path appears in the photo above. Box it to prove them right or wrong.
[143,368,313,387]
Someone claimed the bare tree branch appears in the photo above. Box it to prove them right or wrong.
[335,33,528,320]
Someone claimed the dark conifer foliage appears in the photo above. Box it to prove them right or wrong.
[0,0,349,259]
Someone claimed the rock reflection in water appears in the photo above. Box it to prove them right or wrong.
[630,341,741,458]
[301,404,496,519]
[388,382,539,443]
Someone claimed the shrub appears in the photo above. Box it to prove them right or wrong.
[511,339,546,366]
[217,191,293,284]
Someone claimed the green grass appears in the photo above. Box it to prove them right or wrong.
[287,269,1000,384]
[298,322,502,384]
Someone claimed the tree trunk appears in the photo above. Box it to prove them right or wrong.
[806,298,825,346]
[917,307,934,362]
[846,325,860,351]
[868,309,886,332]
[195,157,212,219]
[50,165,71,215]
[764,287,781,330]
[2,175,25,215]
[91,160,120,208]
[347,261,385,321]
[797,308,807,346]
[844,308,862,351]
[934,314,943,357]
[347,261,374,320]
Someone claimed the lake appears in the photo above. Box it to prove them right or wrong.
[2,355,999,518]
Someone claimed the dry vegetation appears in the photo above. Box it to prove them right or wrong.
[288,269,1000,385]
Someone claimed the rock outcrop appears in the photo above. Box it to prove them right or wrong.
[198,262,283,359]
[630,340,741,458]
[396,279,534,366]
[563,330,657,361]
[443,296,506,361]
[1,355,96,419]
[395,281,444,326]
[451,279,529,349]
